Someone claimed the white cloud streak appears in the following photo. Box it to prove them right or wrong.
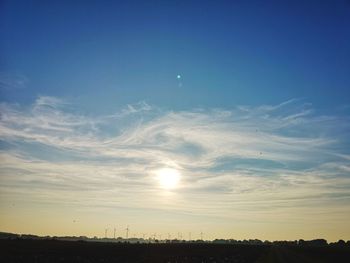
[0,96,350,222]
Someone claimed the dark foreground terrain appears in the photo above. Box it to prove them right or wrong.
[1,239,350,263]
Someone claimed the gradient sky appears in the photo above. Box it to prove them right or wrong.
[1,0,350,241]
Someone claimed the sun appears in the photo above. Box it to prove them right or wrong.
[156,168,180,190]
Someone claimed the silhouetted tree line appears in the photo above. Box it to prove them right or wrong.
[1,232,349,247]
[212,238,350,247]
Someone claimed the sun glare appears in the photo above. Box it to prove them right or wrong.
[156,168,180,190]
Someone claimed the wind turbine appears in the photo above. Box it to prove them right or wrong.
[125,225,129,239]
[114,228,116,239]
[105,228,108,238]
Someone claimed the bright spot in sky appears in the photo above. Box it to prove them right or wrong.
[156,168,181,190]
[177,75,181,79]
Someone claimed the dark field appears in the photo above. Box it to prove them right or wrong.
[1,239,350,263]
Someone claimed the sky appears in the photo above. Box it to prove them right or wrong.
[0,0,350,242]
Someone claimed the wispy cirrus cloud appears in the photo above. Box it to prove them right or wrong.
[0,96,350,234]
[0,72,28,90]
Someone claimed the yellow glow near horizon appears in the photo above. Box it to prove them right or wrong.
[156,168,180,190]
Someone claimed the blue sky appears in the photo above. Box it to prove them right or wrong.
[1,0,350,112]
[1,0,350,241]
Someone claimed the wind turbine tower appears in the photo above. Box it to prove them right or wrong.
[125,225,129,239]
